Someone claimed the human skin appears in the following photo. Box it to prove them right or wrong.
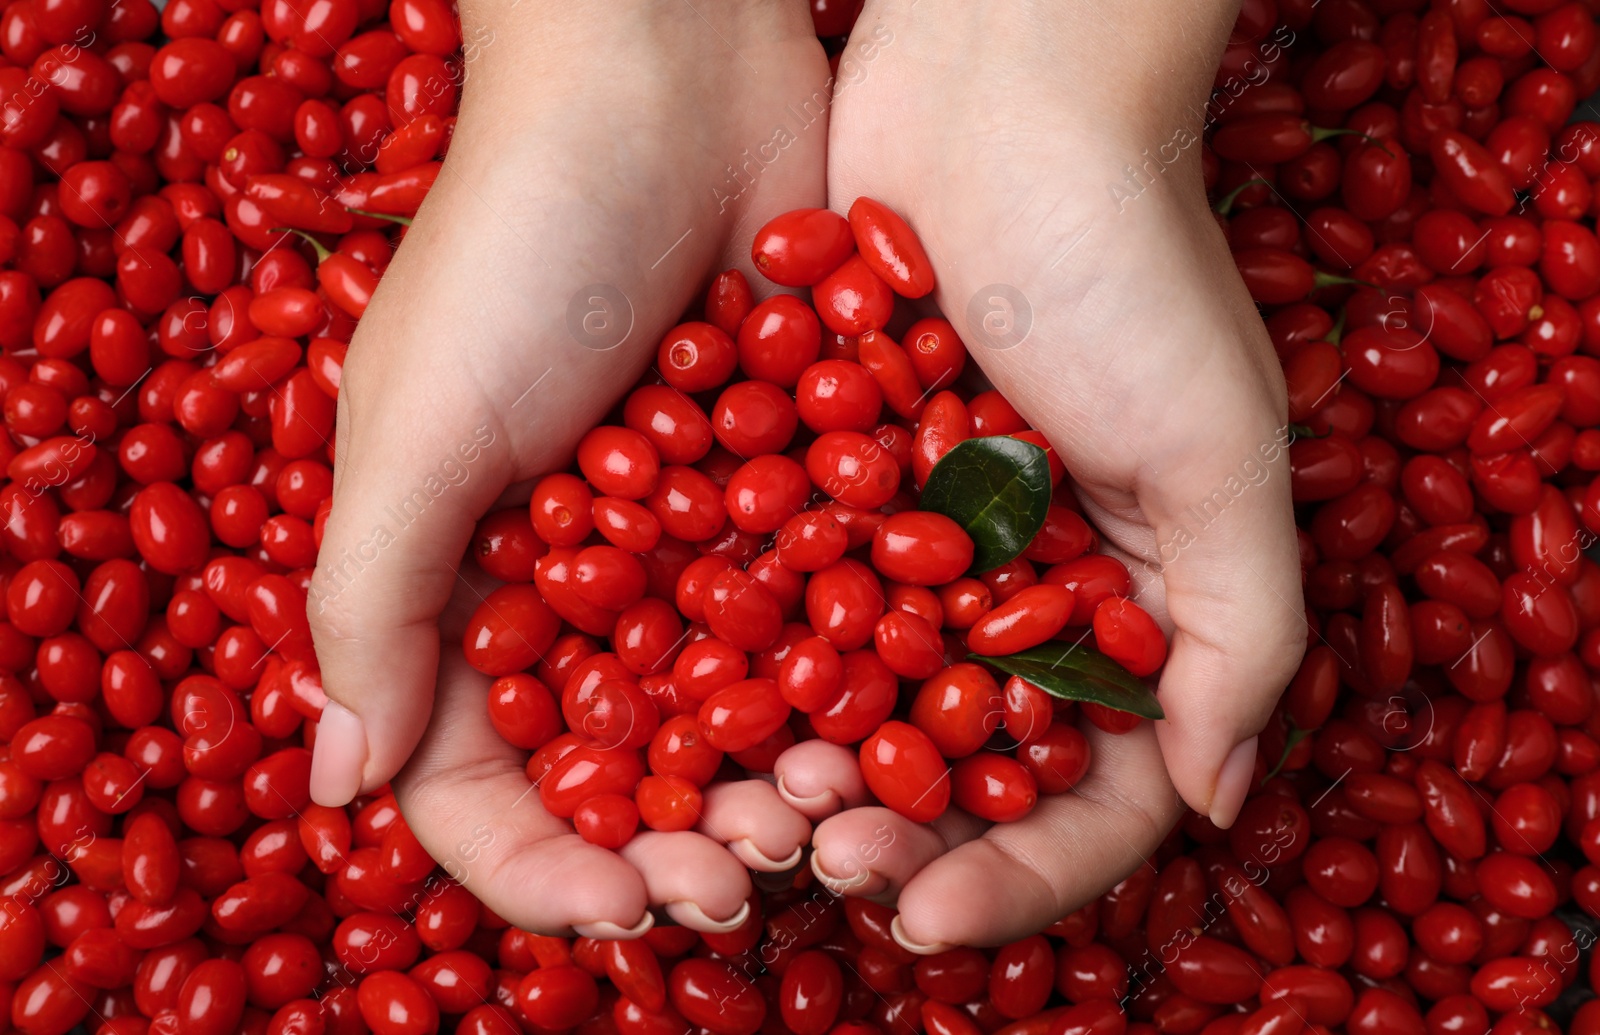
[780,0,1307,951]
[305,0,1305,945]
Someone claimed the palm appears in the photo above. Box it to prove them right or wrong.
[310,14,840,935]
[765,7,1305,948]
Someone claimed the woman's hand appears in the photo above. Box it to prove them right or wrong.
[775,0,1308,950]
[306,0,831,937]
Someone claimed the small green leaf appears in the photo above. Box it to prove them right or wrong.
[920,436,1052,573]
[1265,724,1311,780]
[1288,423,1326,440]
[970,643,1164,720]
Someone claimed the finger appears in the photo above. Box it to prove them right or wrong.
[1062,375,1299,831]
[618,832,754,932]
[307,368,512,807]
[809,806,984,901]
[1126,359,1304,828]
[306,205,528,807]
[943,199,1304,830]
[393,617,652,937]
[304,156,665,805]
[698,781,811,871]
[893,723,1182,951]
[773,740,868,819]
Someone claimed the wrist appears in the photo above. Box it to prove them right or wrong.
[455,0,813,86]
[857,0,1240,148]
[450,0,816,148]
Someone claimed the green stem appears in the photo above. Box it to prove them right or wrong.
[1325,305,1347,346]
[1313,270,1375,291]
[347,208,414,226]
[1212,178,1270,216]
[1309,126,1394,158]
[272,228,332,262]
[1264,724,1312,781]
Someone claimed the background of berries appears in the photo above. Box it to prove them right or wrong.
[6,2,1600,1035]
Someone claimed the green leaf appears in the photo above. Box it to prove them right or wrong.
[920,436,1052,573]
[970,643,1164,719]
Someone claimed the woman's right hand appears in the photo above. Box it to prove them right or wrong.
[307,0,832,937]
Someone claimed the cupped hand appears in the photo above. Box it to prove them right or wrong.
[778,0,1307,950]
[306,0,830,937]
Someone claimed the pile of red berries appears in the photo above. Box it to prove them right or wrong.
[2,0,1600,1034]
[469,197,1170,840]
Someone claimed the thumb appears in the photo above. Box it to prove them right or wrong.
[307,378,511,807]
[1136,379,1305,830]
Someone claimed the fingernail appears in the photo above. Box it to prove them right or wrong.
[309,701,368,807]
[810,851,877,894]
[731,839,803,872]
[891,915,952,956]
[574,913,654,940]
[1208,736,1258,830]
[776,775,834,813]
[665,899,750,933]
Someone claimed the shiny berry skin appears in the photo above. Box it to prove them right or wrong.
[702,569,782,652]
[129,482,209,574]
[176,958,248,1035]
[751,208,853,287]
[871,511,973,585]
[1091,597,1167,676]
[808,430,901,509]
[516,965,598,1032]
[659,322,738,393]
[576,426,660,500]
[635,774,702,832]
[1019,721,1091,793]
[859,720,950,823]
[796,359,883,434]
[725,455,810,534]
[908,662,1001,758]
[779,950,843,1035]
[814,255,895,336]
[1474,851,1557,919]
[462,584,560,676]
[486,674,562,750]
[967,584,1075,656]
[737,296,822,388]
[848,197,934,298]
[699,678,790,753]
[712,381,798,456]
[950,752,1037,822]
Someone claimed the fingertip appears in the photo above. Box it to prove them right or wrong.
[309,700,366,807]
[573,913,654,940]
[1154,623,1293,825]
[729,839,803,871]
[665,899,751,934]
[523,840,654,935]
[890,915,952,956]
[698,780,812,865]
[621,831,752,925]
[1207,735,1258,829]
[773,740,866,818]
[809,844,878,895]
